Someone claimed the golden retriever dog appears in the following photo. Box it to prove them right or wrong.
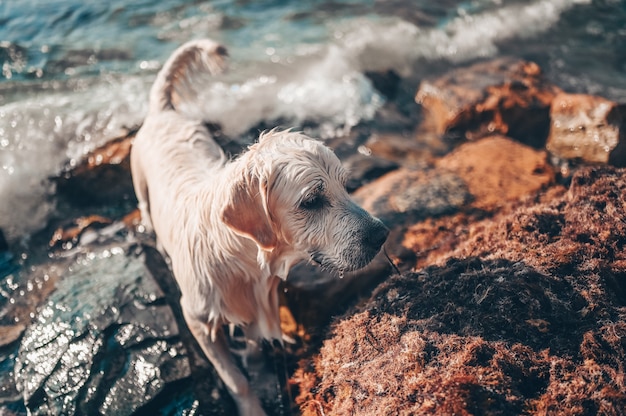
[130,39,388,415]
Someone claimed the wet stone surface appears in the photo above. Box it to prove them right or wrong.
[353,167,472,227]
[13,243,195,416]
[415,58,561,146]
[546,92,626,166]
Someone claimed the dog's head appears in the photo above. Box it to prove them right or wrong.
[222,130,389,274]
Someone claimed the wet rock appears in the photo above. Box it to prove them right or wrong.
[0,228,14,280]
[48,215,113,250]
[546,93,626,166]
[54,130,136,207]
[361,130,446,165]
[13,243,201,416]
[416,58,561,147]
[0,262,61,344]
[437,135,555,210]
[401,136,557,268]
[353,167,472,227]
[364,69,401,99]
[0,324,26,347]
[342,152,399,192]
[295,166,626,415]
[0,229,7,253]
[353,136,555,231]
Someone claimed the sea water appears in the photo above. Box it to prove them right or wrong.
[0,0,625,243]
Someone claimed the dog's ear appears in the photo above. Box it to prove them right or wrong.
[221,176,277,251]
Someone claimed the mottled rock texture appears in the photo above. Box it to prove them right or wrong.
[546,93,626,166]
[416,58,561,147]
[353,167,471,227]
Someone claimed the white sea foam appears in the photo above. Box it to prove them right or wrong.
[0,77,148,241]
[187,44,383,137]
[337,0,591,74]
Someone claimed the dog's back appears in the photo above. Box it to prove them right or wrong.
[130,40,229,249]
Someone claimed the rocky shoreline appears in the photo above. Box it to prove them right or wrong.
[1,58,625,415]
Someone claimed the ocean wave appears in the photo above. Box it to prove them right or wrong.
[336,0,591,74]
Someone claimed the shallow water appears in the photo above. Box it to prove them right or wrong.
[0,0,625,243]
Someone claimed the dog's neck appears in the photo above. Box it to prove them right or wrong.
[259,245,304,281]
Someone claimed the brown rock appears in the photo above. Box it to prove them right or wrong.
[121,208,142,228]
[295,166,626,415]
[0,261,61,342]
[49,215,113,249]
[353,167,471,227]
[546,93,626,166]
[341,152,399,193]
[54,130,135,206]
[363,130,447,165]
[0,324,26,346]
[437,135,555,210]
[344,136,555,271]
[416,58,561,147]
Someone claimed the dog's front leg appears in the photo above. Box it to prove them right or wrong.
[182,307,267,416]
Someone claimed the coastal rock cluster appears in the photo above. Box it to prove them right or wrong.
[292,61,626,415]
[2,58,625,415]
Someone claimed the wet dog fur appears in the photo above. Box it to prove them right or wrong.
[130,39,388,415]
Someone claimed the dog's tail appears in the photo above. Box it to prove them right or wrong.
[149,39,228,113]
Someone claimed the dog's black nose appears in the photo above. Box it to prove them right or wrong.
[364,221,389,249]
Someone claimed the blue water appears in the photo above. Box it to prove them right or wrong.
[0,0,625,243]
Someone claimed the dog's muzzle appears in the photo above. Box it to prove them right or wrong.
[360,218,389,252]
[350,214,389,269]
[310,202,389,273]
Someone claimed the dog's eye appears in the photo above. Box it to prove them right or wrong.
[300,194,325,211]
